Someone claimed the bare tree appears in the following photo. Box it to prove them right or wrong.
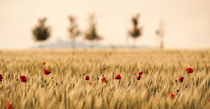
[84,14,102,48]
[68,15,80,48]
[128,14,143,48]
[156,21,164,49]
[32,17,50,48]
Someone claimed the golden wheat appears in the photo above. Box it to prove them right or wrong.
[0,49,209,109]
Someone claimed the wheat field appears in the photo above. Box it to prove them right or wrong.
[0,49,209,109]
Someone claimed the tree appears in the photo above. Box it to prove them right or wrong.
[84,14,102,48]
[68,15,80,48]
[155,21,164,49]
[32,17,50,47]
[128,14,143,47]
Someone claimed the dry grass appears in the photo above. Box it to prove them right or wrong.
[0,49,209,109]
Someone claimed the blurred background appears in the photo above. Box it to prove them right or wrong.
[0,0,210,49]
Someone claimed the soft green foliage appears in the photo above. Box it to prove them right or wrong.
[68,15,80,48]
[84,14,102,41]
[129,14,142,39]
[68,16,80,39]
[32,18,50,41]
[0,50,209,109]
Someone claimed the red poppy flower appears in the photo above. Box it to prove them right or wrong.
[101,77,108,83]
[44,69,51,75]
[85,76,90,80]
[7,104,15,109]
[186,67,193,73]
[114,75,121,80]
[42,61,46,65]
[0,74,3,81]
[179,76,184,83]
[20,76,27,83]
[136,75,142,80]
[139,72,143,75]
[168,93,175,99]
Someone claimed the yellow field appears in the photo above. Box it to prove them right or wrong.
[0,49,209,109]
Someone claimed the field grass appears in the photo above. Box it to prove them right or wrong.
[0,49,209,109]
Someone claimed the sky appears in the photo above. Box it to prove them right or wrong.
[0,0,210,49]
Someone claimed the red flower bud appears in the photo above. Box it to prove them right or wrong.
[42,61,46,65]
[168,93,175,99]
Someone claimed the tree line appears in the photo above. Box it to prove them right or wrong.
[32,13,164,48]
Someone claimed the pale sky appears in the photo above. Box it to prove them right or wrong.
[0,0,210,49]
